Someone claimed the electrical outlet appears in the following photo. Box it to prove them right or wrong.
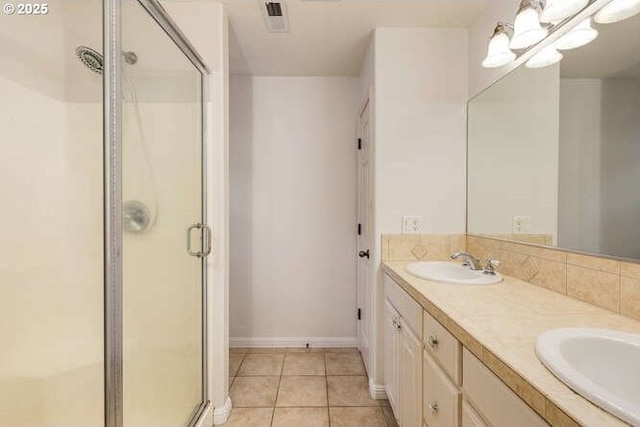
[513,216,531,233]
[402,216,422,234]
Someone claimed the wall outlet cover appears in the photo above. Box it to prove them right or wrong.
[513,216,532,233]
[402,216,422,234]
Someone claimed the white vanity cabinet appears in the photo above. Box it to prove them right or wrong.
[463,349,548,427]
[423,310,461,427]
[383,273,550,427]
[384,275,423,427]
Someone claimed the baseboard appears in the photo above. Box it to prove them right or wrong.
[194,401,213,427]
[229,336,359,348]
[369,377,387,400]
[213,396,232,426]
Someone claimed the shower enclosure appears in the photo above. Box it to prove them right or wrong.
[0,1,210,426]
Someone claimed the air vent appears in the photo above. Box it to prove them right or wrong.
[265,2,282,16]
[260,0,290,32]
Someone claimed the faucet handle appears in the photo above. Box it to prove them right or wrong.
[483,258,500,275]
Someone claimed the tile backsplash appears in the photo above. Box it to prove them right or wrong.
[381,233,640,322]
[467,235,640,322]
[381,234,466,262]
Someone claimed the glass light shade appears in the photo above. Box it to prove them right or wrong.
[526,45,563,68]
[594,0,640,23]
[482,33,517,68]
[510,8,549,49]
[556,18,598,50]
[540,0,589,23]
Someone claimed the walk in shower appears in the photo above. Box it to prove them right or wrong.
[0,1,210,426]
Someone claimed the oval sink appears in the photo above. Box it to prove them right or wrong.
[536,328,640,425]
[405,261,502,285]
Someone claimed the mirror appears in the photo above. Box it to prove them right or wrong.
[467,10,640,260]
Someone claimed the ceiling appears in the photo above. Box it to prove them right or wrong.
[219,0,489,76]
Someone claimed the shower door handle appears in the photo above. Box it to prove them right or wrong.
[202,224,212,257]
[187,223,212,258]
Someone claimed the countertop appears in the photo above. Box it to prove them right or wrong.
[382,261,640,427]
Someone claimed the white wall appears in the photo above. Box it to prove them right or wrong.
[558,79,602,253]
[467,0,520,98]
[374,28,468,235]
[229,76,360,345]
[0,67,104,427]
[161,0,222,73]
[467,64,560,240]
[363,27,468,388]
[600,77,640,258]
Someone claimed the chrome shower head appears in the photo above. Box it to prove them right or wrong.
[76,46,103,75]
[76,46,138,75]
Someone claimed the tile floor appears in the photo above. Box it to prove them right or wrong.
[225,347,399,427]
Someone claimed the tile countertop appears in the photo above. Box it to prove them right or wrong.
[382,261,640,427]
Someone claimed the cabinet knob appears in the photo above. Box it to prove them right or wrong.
[429,402,439,414]
[427,335,439,348]
[391,319,401,330]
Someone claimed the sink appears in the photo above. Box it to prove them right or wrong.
[405,261,502,285]
[536,328,640,425]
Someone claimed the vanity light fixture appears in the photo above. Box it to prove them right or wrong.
[510,0,549,49]
[540,0,589,23]
[482,23,517,68]
[593,0,640,23]
[555,17,598,49]
[526,44,564,68]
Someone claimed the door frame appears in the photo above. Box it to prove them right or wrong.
[103,1,211,426]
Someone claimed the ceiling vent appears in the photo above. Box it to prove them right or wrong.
[260,1,290,32]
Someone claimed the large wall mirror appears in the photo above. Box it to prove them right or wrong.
[467,7,640,260]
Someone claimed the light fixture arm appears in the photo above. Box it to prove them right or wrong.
[491,22,514,38]
[516,0,546,15]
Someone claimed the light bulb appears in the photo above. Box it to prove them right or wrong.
[526,45,563,68]
[482,30,517,68]
[594,0,640,23]
[555,18,598,50]
[510,6,548,49]
[540,0,589,23]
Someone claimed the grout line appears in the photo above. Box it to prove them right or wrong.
[269,352,286,427]
[324,352,331,427]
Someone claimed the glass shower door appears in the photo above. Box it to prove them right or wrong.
[0,1,104,426]
[121,2,206,425]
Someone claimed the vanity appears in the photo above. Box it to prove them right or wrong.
[382,260,640,426]
[378,2,640,426]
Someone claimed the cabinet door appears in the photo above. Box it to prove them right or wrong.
[463,349,548,427]
[398,321,422,427]
[462,400,487,427]
[423,351,460,427]
[384,299,400,414]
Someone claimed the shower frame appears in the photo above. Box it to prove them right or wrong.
[103,1,211,426]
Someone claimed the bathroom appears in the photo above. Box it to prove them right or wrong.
[1,0,639,426]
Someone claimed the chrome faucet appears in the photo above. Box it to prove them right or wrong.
[450,251,483,270]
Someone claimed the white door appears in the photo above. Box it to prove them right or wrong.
[357,98,372,371]
[384,299,400,417]
[399,324,423,427]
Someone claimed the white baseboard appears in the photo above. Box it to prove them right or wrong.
[229,336,358,348]
[213,396,232,426]
[194,401,213,427]
[369,377,387,400]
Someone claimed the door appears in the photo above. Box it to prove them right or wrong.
[121,2,208,426]
[357,98,372,370]
[384,299,400,417]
